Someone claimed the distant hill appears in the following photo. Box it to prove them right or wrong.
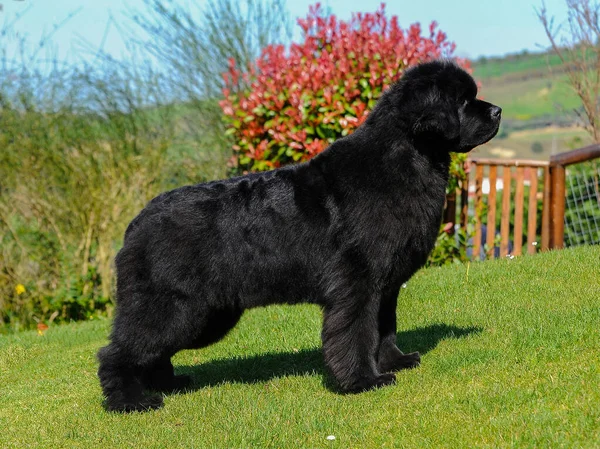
[472,50,564,80]
[471,50,580,123]
[468,50,591,160]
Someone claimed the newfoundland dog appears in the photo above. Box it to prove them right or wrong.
[98,60,501,412]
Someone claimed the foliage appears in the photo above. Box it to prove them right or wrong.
[0,1,483,331]
[220,3,466,172]
[1,0,293,331]
[426,222,471,266]
[0,18,230,332]
[531,141,544,153]
[425,152,472,266]
[220,3,474,267]
[132,0,291,102]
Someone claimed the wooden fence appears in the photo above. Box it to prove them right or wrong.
[448,143,600,260]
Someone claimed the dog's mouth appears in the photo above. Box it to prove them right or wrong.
[455,121,501,153]
[480,122,501,145]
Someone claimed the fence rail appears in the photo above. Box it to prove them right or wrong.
[449,143,600,260]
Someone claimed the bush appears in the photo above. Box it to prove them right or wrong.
[0,0,294,332]
[531,141,544,154]
[0,38,230,333]
[220,3,467,172]
[0,69,205,332]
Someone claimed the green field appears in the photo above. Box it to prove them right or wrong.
[1,246,599,448]
[472,52,565,80]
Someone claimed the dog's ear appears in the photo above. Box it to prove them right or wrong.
[413,105,460,142]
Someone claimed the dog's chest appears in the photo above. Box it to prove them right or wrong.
[379,182,447,267]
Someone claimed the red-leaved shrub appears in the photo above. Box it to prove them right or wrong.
[220,3,470,172]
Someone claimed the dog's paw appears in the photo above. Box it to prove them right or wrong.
[379,351,421,373]
[345,373,396,393]
[395,351,421,370]
[167,374,192,392]
[146,374,192,393]
[138,393,165,411]
[106,393,164,413]
[372,372,396,389]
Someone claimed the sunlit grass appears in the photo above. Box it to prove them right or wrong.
[1,245,598,448]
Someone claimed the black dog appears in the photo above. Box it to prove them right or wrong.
[98,60,501,412]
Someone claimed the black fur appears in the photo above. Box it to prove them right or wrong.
[97,60,501,412]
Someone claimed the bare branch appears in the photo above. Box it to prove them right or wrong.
[538,0,600,142]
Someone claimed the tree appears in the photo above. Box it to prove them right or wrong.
[538,0,600,142]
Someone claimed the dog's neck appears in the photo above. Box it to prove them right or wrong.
[310,128,451,201]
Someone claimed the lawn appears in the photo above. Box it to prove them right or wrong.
[1,246,599,448]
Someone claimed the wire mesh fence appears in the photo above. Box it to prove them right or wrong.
[564,160,600,247]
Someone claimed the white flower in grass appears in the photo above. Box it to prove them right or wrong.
[326,435,336,441]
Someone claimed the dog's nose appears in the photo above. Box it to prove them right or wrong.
[491,106,502,119]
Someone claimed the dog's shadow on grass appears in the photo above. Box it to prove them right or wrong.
[175,323,481,394]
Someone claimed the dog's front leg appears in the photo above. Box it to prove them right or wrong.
[376,286,421,373]
[321,291,395,393]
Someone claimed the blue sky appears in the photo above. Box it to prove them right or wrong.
[1,0,569,61]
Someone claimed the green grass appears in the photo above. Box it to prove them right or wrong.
[1,246,599,448]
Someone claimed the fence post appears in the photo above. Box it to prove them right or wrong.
[473,163,484,259]
[541,166,551,250]
[443,191,457,230]
[549,163,566,249]
[460,181,469,231]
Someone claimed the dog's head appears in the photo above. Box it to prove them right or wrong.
[386,60,501,153]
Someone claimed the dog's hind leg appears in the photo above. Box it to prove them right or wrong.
[139,308,243,392]
[321,285,396,393]
[140,358,191,393]
[376,287,420,373]
[97,343,164,412]
[97,289,190,412]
